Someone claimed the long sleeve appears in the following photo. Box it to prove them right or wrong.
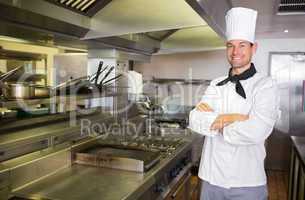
[188,83,221,136]
[189,109,219,136]
[223,79,279,145]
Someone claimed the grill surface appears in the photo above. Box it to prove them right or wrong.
[74,144,161,172]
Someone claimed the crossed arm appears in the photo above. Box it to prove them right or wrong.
[190,80,278,145]
[196,102,249,131]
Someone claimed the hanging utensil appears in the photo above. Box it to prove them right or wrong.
[91,63,110,85]
[54,75,89,96]
[55,75,89,89]
[102,85,130,88]
[0,66,23,82]
[94,61,103,85]
[89,66,109,83]
[99,66,114,86]
[102,74,122,86]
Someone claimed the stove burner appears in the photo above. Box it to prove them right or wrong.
[112,136,185,158]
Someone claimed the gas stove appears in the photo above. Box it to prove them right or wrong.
[105,136,185,158]
[73,136,186,173]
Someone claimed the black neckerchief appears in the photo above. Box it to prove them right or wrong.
[216,63,257,99]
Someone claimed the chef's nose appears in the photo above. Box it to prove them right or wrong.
[232,46,240,55]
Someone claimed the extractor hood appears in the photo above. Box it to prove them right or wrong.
[0,2,89,38]
[0,0,227,55]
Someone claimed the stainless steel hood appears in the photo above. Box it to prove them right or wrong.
[0,2,89,38]
[0,0,162,55]
[185,0,232,38]
[88,48,151,62]
[0,2,157,55]
[0,0,225,55]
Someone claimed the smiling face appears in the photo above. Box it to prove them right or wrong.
[226,40,257,75]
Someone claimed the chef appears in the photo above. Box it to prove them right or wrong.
[188,7,279,200]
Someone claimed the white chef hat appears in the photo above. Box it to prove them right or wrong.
[225,7,258,43]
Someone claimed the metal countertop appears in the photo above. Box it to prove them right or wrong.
[291,136,305,166]
[15,165,145,200]
[12,134,195,200]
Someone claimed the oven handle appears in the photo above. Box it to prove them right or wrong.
[171,172,191,199]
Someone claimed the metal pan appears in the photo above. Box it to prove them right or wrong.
[0,66,23,96]
[31,85,51,98]
[2,83,34,99]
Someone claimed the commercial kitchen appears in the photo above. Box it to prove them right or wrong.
[0,0,305,200]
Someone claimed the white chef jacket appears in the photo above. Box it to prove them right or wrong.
[189,72,279,188]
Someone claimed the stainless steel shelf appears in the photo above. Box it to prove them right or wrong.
[0,92,120,109]
[5,73,46,82]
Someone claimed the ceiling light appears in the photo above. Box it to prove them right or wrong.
[284,29,289,33]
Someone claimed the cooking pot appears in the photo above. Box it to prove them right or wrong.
[31,85,51,98]
[2,83,33,99]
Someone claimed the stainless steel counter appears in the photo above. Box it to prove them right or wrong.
[291,136,305,165]
[14,165,145,200]
[12,134,195,200]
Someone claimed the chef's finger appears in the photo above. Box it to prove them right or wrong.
[196,104,208,111]
[210,119,224,131]
[197,103,213,112]
[210,122,220,131]
[196,103,203,110]
[197,103,207,110]
[201,103,213,111]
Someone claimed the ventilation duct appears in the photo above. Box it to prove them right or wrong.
[45,0,112,17]
[277,0,305,15]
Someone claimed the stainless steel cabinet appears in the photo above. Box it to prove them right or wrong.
[288,146,305,200]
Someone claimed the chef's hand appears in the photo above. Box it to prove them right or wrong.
[210,114,249,131]
[196,102,214,112]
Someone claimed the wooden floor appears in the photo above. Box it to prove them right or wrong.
[267,170,289,200]
[192,170,289,200]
